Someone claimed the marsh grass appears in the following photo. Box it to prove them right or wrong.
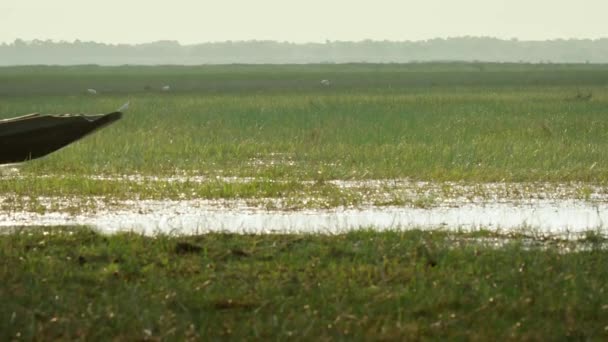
[1,226,607,340]
[2,65,608,340]
[1,63,608,187]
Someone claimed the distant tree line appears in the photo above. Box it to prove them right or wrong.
[1,37,608,65]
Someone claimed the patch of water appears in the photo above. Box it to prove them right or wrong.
[448,236,608,252]
[1,199,607,237]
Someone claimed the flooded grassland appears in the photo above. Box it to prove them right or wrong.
[2,172,608,237]
[2,63,608,237]
[2,65,608,340]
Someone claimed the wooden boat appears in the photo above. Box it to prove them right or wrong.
[0,108,123,164]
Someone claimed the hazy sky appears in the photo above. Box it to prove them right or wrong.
[1,0,607,44]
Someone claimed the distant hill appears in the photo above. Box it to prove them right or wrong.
[2,37,608,65]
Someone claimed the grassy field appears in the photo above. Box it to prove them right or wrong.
[1,226,607,340]
[1,64,608,183]
[1,64,607,339]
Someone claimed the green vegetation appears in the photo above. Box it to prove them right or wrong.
[2,65,608,339]
[1,227,606,340]
[1,64,608,203]
[1,64,608,200]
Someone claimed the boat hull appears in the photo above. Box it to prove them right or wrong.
[0,111,122,164]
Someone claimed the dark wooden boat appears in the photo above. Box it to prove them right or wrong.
[0,110,123,164]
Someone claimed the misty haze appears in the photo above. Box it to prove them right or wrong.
[2,37,608,65]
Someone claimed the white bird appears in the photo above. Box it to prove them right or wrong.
[87,88,98,95]
[161,85,171,92]
[320,79,331,86]
[116,101,130,112]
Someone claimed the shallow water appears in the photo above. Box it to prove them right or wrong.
[2,172,607,236]
[2,198,607,237]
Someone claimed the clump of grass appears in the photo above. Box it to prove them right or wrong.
[566,90,593,102]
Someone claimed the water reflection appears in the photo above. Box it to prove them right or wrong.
[2,199,606,237]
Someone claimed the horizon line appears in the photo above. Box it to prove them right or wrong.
[4,36,608,46]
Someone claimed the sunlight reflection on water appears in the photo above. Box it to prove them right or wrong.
[2,199,606,237]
